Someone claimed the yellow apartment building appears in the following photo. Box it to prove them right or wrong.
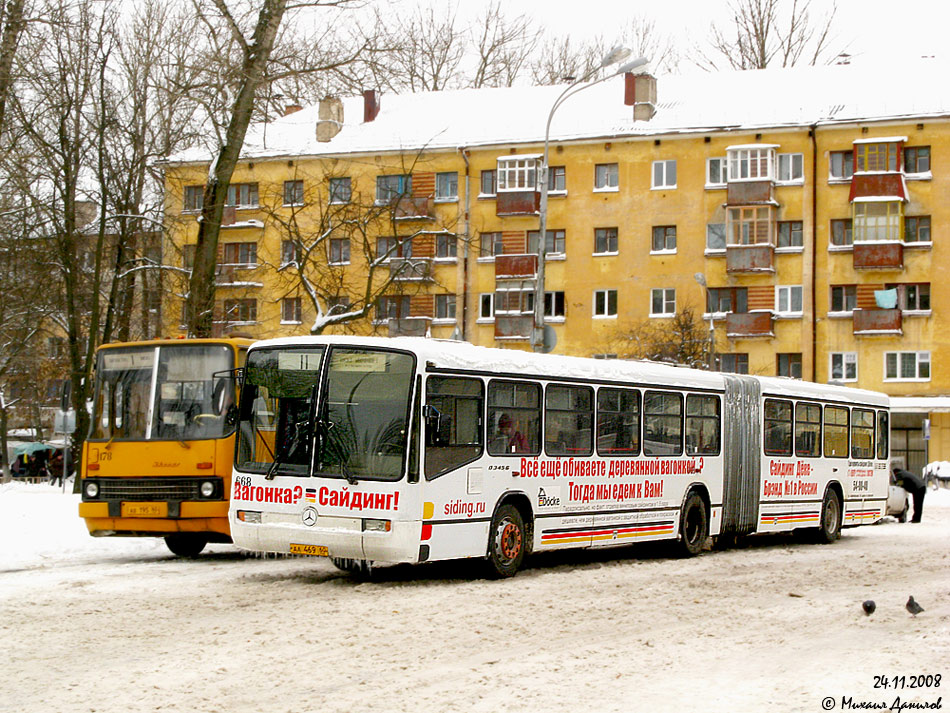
[162,56,950,472]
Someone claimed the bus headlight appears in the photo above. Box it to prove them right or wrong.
[362,518,392,532]
[84,481,99,499]
[200,481,215,498]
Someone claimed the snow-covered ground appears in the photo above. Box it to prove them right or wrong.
[1,481,948,713]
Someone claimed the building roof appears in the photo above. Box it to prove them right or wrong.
[167,56,950,166]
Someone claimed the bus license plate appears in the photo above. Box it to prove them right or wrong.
[290,544,328,557]
[122,503,166,517]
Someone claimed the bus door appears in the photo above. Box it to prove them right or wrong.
[721,375,761,536]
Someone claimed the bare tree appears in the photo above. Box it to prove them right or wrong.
[697,0,840,70]
[469,2,539,88]
[593,306,712,369]
[0,0,28,132]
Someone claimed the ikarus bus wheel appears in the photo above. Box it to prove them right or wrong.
[486,504,526,578]
[677,491,708,557]
[816,488,842,543]
[164,534,208,558]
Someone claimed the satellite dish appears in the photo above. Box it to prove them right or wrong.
[542,325,557,354]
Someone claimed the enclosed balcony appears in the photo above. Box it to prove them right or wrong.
[494,315,533,340]
[388,317,431,337]
[853,242,903,270]
[726,244,774,273]
[853,308,902,335]
[494,254,538,279]
[389,257,434,282]
[726,311,774,338]
[391,196,433,220]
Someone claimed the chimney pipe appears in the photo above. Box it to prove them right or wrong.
[363,89,380,122]
[284,104,303,116]
[316,97,343,142]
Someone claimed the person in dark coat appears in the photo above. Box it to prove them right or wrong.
[893,467,926,523]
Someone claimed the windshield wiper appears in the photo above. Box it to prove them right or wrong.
[318,419,357,485]
[264,418,308,481]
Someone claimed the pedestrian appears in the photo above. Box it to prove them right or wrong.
[893,466,926,523]
[48,452,64,487]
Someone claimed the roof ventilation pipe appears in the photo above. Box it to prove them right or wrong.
[316,97,343,142]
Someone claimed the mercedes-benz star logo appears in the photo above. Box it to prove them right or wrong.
[302,507,317,526]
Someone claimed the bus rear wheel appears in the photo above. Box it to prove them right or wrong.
[678,491,708,557]
[486,504,525,578]
[816,488,842,543]
[164,534,207,558]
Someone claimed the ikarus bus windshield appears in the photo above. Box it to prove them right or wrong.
[235,346,416,481]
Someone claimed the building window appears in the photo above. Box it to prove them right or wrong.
[495,280,534,315]
[328,296,351,315]
[544,291,565,318]
[222,242,257,266]
[329,177,351,204]
[853,201,901,242]
[593,289,617,317]
[775,285,803,315]
[435,294,456,320]
[727,206,772,245]
[708,287,747,314]
[435,171,458,200]
[904,216,931,243]
[594,162,619,190]
[830,352,857,382]
[829,150,854,180]
[651,225,677,252]
[777,353,803,379]
[706,223,726,252]
[885,283,930,311]
[716,353,749,374]
[479,231,503,258]
[283,180,304,206]
[777,220,803,248]
[706,157,727,187]
[527,229,566,257]
[548,166,566,192]
[376,174,411,203]
[329,238,350,264]
[225,183,259,207]
[182,244,196,269]
[436,234,457,259]
[904,146,930,174]
[594,227,618,254]
[727,147,773,181]
[479,293,495,320]
[831,218,853,246]
[376,295,410,322]
[777,153,804,183]
[281,297,302,323]
[830,285,857,313]
[480,169,497,196]
[855,141,899,172]
[224,298,256,323]
[376,236,411,261]
[651,159,677,188]
[281,240,298,266]
[650,288,676,316]
[497,156,538,191]
[885,351,930,381]
[184,185,203,212]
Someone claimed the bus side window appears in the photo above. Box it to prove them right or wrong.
[597,388,640,456]
[763,399,793,456]
[851,408,875,459]
[824,405,849,458]
[487,380,541,456]
[643,391,683,456]
[795,402,821,457]
[425,377,484,479]
[686,394,721,456]
[876,410,889,460]
[545,384,594,456]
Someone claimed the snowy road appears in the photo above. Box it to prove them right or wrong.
[2,484,948,713]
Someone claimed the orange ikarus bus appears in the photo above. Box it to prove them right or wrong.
[79,337,252,557]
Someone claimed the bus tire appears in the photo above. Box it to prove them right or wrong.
[164,534,207,558]
[678,491,708,557]
[330,558,374,579]
[897,500,908,523]
[816,488,842,543]
[486,504,526,578]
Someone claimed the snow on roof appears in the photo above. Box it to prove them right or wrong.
[167,56,950,166]
[890,396,950,413]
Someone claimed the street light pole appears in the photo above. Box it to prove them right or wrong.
[531,53,649,353]
[694,273,715,370]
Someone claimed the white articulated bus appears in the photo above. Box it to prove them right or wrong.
[228,336,890,577]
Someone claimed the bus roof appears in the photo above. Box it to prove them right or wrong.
[97,336,255,350]
[247,336,889,408]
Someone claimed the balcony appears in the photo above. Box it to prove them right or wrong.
[390,196,433,220]
[388,317,430,337]
[726,180,773,206]
[494,314,533,340]
[726,311,774,338]
[726,244,774,273]
[853,242,903,270]
[494,254,538,279]
[389,257,434,282]
[853,308,902,336]
[496,190,540,217]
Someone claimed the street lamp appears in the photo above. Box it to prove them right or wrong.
[694,273,715,370]
[531,52,650,353]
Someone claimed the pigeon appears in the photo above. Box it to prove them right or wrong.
[862,600,876,616]
[906,596,924,617]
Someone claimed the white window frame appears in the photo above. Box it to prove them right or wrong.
[775,285,803,316]
[651,159,677,189]
[594,163,619,191]
[435,172,459,201]
[650,288,676,317]
[495,280,534,316]
[829,150,854,182]
[329,177,351,204]
[593,289,618,318]
[280,297,302,325]
[884,351,931,382]
[706,157,727,188]
[478,293,495,322]
[544,291,566,321]
[434,294,457,322]
[776,153,804,184]
[829,352,858,382]
[283,179,304,206]
[328,238,350,265]
[593,227,618,256]
[706,223,726,254]
[496,156,539,192]
[727,146,775,182]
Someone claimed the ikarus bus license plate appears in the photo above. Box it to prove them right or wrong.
[289,543,328,557]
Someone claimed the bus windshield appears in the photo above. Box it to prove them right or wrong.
[90,344,236,441]
[235,346,415,481]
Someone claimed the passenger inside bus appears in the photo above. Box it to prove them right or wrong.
[491,413,530,454]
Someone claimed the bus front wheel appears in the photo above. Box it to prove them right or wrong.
[164,534,207,558]
[486,504,526,578]
[816,489,842,543]
[678,491,708,557]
